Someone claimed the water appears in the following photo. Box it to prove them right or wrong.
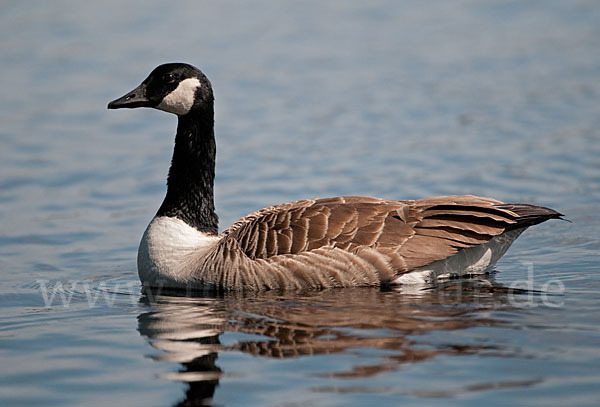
[1,0,599,405]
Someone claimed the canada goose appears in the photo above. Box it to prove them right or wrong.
[108,63,562,290]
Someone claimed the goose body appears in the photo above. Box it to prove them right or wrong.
[108,63,562,290]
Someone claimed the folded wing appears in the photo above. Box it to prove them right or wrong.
[220,195,561,276]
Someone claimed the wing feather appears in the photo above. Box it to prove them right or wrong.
[218,195,558,274]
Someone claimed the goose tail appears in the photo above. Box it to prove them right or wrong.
[493,203,565,229]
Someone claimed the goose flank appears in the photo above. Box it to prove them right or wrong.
[108,63,563,290]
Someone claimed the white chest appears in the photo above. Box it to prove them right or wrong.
[137,216,219,285]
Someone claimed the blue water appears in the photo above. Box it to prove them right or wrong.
[1,1,599,406]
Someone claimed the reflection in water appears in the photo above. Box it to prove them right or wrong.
[137,278,525,406]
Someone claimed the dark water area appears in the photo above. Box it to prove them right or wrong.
[1,1,599,406]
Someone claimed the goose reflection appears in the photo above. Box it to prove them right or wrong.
[137,278,517,406]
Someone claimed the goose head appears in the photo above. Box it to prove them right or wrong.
[107,63,213,116]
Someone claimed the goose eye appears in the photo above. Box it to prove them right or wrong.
[164,74,176,83]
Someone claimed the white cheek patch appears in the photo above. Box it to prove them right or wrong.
[156,78,201,115]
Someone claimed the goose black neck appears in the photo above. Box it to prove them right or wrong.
[156,110,219,235]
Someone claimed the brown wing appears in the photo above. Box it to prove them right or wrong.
[221,196,406,258]
[220,195,559,272]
